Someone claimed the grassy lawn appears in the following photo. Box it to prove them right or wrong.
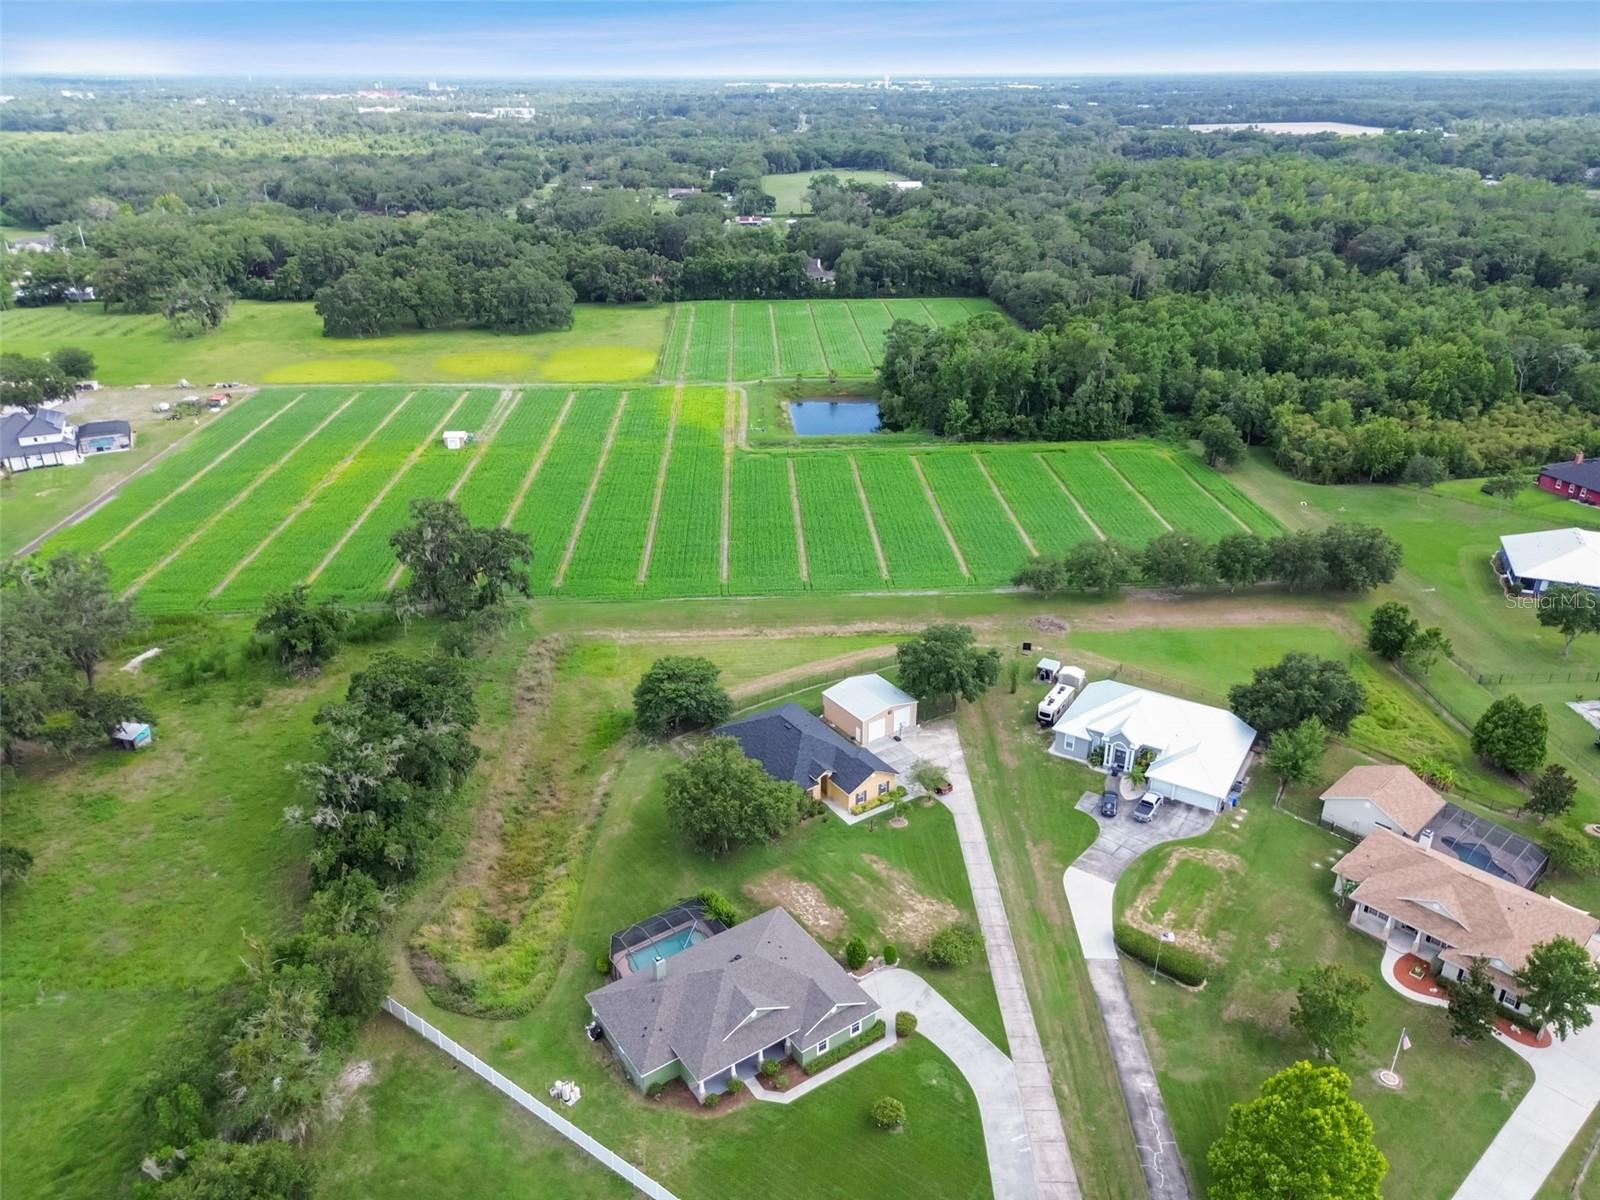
[957,686,1147,1199]
[0,301,670,386]
[1115,789,1533,1199]
[0,619,458,1200]
[1533,1106,1600,1199]
[761,169,907,214]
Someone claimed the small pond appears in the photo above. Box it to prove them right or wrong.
[789,398,881,436]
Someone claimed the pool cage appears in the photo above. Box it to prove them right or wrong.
[1422,803,1550,889]
[607,898,729,978]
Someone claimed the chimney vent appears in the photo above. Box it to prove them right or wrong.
[652,956,667,981]
[1418,830,1435,851]
[1576,451,1585,464]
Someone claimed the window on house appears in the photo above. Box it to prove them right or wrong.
[817,1038,828,1054]
[851,1021,861,1035]
[878,780,889,795]
[855,791,865,803]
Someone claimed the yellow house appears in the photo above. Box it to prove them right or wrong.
[716,703,900,815]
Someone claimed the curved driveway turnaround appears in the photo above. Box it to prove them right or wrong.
[874,724,1080,1199]
[863,968,1040,1200]
[1062,791,1216,1200]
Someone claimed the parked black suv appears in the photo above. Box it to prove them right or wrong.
[1099,773,1120,818]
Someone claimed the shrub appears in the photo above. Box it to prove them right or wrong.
[882,943,899,966]
[1410,755,1457,792]
[1542,823,1600,877]
[696,887,740,927]
[474,911,511,950]
[872,1096,907,1130]
[895,1011,917,1038]
[595,954,612,975]
[910,759,950,795]
[702,1092,720,1109]
[803,1020,886,1075]
[726,1077,744,1096]
[759,1058,783,1080]
[646,1081,666,1099]
[346,610,402,645]
[926,924,982,968]
[1088,744,1105,767]
[1113,921,1208,986]
[845,936,870,971]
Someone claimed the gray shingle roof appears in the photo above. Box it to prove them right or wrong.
[586,908,876,1082]
[1541,459,1600,490]
[716,703,896,793]
[1,410,75,459]
[77,419,130,440]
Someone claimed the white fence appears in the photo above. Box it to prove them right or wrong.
[383,997,680,1200]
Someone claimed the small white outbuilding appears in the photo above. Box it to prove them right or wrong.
[441,430,472,450]
[822,673,918,746]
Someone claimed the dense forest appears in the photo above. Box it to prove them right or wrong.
[2,74,1597,477]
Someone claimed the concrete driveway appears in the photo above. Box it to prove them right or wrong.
[876,723,1081,1200]
[1062,790,1218,1200]
[862,968,1041,1200]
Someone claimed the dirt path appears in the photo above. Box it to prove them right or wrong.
[1038,453,1104,540]
[636,385,683,584]
[720,384,735,584]
[124,391,362,599]
[501,390,575,528]
[975,454,1037,556]
[657,305,679,383]
[306,391,470,585]
[210,390,415,598]
[1098,450,1172,531]
[12,394,271,560]
[730,644,897,699]
[849,455,890,579]
[553,391,628,588]
[911,456,971,578]
[767,304,782,375]
[98,391,305,554]
[787,458,811,582]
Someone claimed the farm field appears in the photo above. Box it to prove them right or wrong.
[760,169,908,213]
[657,298,1003,381]
[0,301,670,386]
[25,387,1285,609]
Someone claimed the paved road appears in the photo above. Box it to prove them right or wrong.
[863,968,1041,1200]
[877,723,1081,1200]
[1062,790,1216,1200]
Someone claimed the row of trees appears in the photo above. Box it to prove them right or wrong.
[1014,524,1403,597]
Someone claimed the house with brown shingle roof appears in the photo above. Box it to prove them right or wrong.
[1320,765,1445,839]
[1333,829,1600,1017]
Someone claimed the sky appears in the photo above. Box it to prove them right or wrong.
[2,1,1598,80]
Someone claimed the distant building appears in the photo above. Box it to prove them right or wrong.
[734,215,771,226]
[491,107,536,120]
[1,408,81,472]
[6,234,54,253]
[77,419,132,456]
[889,180,923,191]
[666,187,702,200]
[806,257,836,285]
[1537,453,1600,508]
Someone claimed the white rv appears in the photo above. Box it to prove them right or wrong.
[1037,682,1076,727]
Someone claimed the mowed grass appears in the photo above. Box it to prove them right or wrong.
[761,169,908,213]
[662,298,1002,382]
[35,388,1279,610]
[0,302,670,386]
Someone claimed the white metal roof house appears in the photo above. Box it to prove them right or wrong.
[1495,528,1600,595]
[821,673,917,746]
[1049,680,1256,812]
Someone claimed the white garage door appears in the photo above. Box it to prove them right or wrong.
[867,716,887,742]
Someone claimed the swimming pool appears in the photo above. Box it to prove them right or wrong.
[1443,838,1516,882]
[627,926,705,973]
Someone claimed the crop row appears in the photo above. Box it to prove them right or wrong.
[311,390,500,600]
[980,451,1096,555]
[658,306,695,381]
[684,303,732,383]
[771,301,829,376]
[102,391,344,593]
[560,390,676,595]
[214,390,450,608]
[455,389,571,528]
[808,304,874,376]
[726,455,803,594]
[791,455,881,589]
[731,303,779,380]
[917,455,1027,584]
[854,454,961,587]
[1172,454,1282,536]
[642,388,726,596]
[1043,450,1167,544]
[847,302,894,365]
[511,390,622,591]
[1100,448,1241,539]
[137,392,397,610]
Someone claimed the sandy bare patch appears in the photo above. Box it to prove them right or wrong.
[743,872,845,940]
[863,854,961,949]
[1125,847,1245,958]
[1031,615,1069,634]
[325,1059,375,1121]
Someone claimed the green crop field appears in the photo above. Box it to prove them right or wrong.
[760,169,909,214]
[658,298,1001,381]
[27,386,1281,611]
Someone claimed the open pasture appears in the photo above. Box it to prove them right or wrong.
[32,387,1280,609]
[658,298,1001,381]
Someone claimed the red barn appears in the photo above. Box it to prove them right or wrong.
[1537,454,1600,508]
